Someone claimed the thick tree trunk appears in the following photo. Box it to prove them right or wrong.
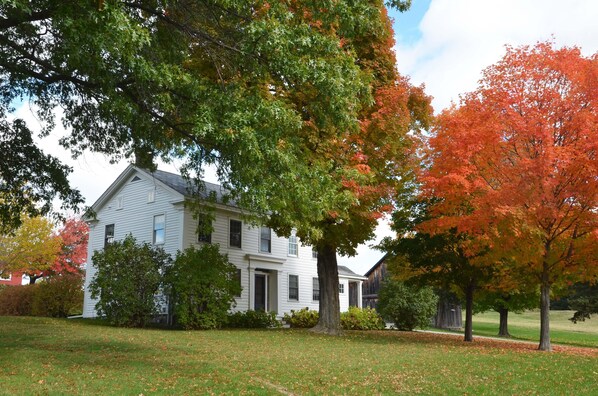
[464,283,474,342]
[310,245,342,335]
[498,307,510,337]
[538,265,552,351]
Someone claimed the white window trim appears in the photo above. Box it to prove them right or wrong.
[288,274,299,302]
[259,226,272,254]
[147,190,155,203]
[0,273,11,281]
[229,219,242,249]
[153,213,166,245]
[288,230,298,257]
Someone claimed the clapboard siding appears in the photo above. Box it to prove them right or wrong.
[83,165,363,319]
[83,171,184,317]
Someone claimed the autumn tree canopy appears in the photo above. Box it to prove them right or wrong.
[1,1,404,231]
[0,215,61,284]
[421,42,598,351]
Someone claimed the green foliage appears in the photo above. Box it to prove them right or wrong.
[340,306,385,330]
[569,283,598,323]
[377,280,438,331]
[31,275,83,318]
[0,276,82,317]
[89,235,170,328]
[0,285,35,316]
[283,308,320,328]
[164,244,241,330]
[226,310,281,329]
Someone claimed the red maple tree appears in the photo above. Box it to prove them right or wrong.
[49,218,89,277]
[421,42,598,351]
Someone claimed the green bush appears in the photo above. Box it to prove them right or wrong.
[0,285,36,316]
[340,306,385,330]
[283,307,319,328]
[32,275,84,317]
[164,244,241,330]
[226,310,281,328]
[377,280,438,331]
[89,235,170,328]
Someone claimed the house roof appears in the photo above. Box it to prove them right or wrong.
[338,265,367,280]
[363,254,388,277]
[142,168,230,204]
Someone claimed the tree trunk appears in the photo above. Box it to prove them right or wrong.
[464,282,474,342]
[498,307,510,337]
[310,245,342,335]
[538,264,552,351]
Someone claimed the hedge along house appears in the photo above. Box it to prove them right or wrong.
[82,165,365,319]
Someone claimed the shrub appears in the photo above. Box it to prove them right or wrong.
[32,275,84,317]
[340,306,385,330]
[377,280,438,331]
[89,235,170,327]
[226,310,281,328]
[283,307,319,328]
[0,285,36,316]
[164,244,241,330]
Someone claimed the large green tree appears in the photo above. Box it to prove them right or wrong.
[1,0,427,334]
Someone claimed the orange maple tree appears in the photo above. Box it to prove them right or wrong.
[421,42,598,351]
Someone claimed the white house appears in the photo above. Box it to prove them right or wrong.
[82,165,365,319]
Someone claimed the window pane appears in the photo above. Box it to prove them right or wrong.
[230,220,242,248]
[197,217,212,243]
[288,232,298,256]
[104,224,115,248]
[289,275,299,300]
[260,226,271,253]
[154,215,165,244]
[313,277,320,301]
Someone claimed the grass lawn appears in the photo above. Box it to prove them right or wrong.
[448,310,598,348]
[0,317,596,395]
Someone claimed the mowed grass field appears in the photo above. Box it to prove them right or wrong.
[458,310,598,348]
[0,316,596,395]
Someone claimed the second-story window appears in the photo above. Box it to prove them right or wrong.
[197,217,212,244]
[153,215,165,245]
[288,230,298,256]
[260,226,271,253]
[229,219,242,248]
[104,224,114,248]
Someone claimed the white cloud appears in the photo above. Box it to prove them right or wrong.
[396,0,598,112]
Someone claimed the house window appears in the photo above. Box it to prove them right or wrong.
[312,249,318,259]
[229,219,242,248]
[104,224,115,248]
[260,227,271,253]
[313,277,320,301]
[289,275,299,301]
[153,214,165,245]
[235,268,242,297]
[147,190,155,203]
[116,196,124,210]
[288,230,298,256]
[197,217,212,243]
[339,283,345,294]
[0,272,11,281]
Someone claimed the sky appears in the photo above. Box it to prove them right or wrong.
[14,0,598,276]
